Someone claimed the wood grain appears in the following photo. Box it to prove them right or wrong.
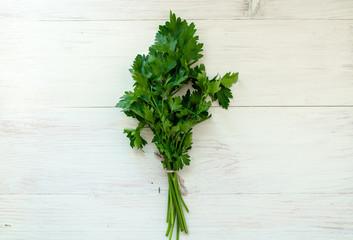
[1,20,352,107]
[0,194,352,239]
[1,0,352,20]
[1,1,353,239]
[1,108,352,195]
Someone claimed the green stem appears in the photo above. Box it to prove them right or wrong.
[169,213,176,240]
[176,182,189,213]
[169,175,183,226]
[166,186,174,236]
[167,186,170,222]
[171,174,188,233]
[174,132,180,149]
[178,129,191,150]
[166,215,171,236]
[165,172,189,239]
[176,219,180,240]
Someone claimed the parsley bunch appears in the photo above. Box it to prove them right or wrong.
[117,11,238,239]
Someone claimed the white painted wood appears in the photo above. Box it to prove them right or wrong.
[1,20,352,107]
[1,0,353,20]
[255,0,353,19]
[1,108,352,238]
[1,1,353,239]
[0,0,245,20]
[0,194,352,239]
[1,108,352,195]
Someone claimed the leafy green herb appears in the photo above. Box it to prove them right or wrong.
[116,11,238,239]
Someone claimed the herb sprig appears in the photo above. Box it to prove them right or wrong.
[117,11,238,239]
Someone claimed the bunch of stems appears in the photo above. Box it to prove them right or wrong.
[165,172,189,240]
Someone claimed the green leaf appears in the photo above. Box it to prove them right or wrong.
[168,96,182,112]
[176,108,189,118]
[196,101,212,114]
[171,124,181,133]
[181,154,191,166]
[162,117,173,133]
[195,71,208,91]
[123,128,147,149]
[180,120,194,132]
[144,106,155,123]
[220,72,238,88]
[207,80,221,95]
[116,91,135,110]
[132,72,149,88]
[118,11,238,173]
[216,86,233,109]
[182,132,193,152]
[130,54,146,74]
[171,75,188,87]
[154,33,177,53]
[134,134,147,149]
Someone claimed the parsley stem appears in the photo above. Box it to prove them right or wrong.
[176,219,180,240]
[169,175,183,225]
[166,215,171,236]
[151,96,162,117]
[174,132,180,148]
[166,183,175,236]
[167,186,170,222]
[176,180,189,213]
[169,213,176,240]
[170,173,188,233]
[117,12,238,240]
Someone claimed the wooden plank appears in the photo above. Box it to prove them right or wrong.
[0,20,352,107]
[254,0,353,19]
[0,194,352,239]
[1,108,352,195]
[0,0,245,20]
[0,0,352,20]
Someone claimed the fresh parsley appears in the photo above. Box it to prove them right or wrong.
[116,11,238,240]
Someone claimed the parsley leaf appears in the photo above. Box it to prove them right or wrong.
[220,72,239,88]
[117,10,239,165]
[116,11,239,239]
[216,85,234,109]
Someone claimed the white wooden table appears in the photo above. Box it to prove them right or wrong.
[1,1,353,239]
